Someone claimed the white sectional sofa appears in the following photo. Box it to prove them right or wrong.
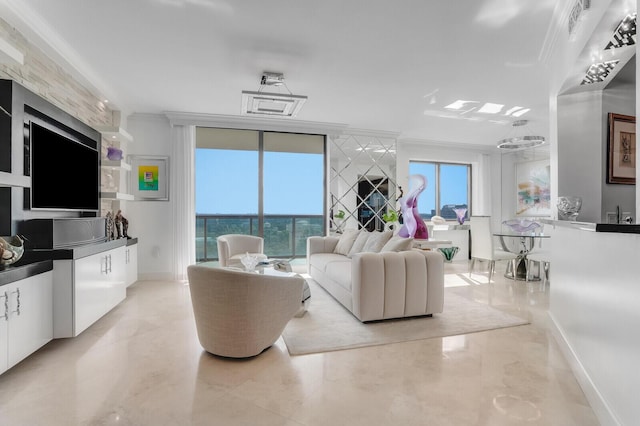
[307,229,444,322]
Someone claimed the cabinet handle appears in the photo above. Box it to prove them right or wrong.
[108,254,112,273]
[1,291,7,321]
[11,288,20,316]
[101,256,108,274]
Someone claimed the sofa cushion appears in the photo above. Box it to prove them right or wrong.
[325,260,352,292]
[348,230,370,257]
[361,230,393,253]
[333,229,359,256]
[381,236,414,252]
[310,253,351,273]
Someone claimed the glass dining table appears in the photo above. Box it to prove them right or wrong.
[492,232,550,281]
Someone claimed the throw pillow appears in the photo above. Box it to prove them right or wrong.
[361,230,393,253]
[381,236,414,252]
[333,229,359,256]
[347,230,370,257]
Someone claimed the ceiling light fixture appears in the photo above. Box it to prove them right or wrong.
[580,60,619,85]
[605,13,636,50]
[241,71,307,118]
[497,120,546,150]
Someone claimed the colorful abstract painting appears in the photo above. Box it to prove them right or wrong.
[516,160,551,217]
[138,165,159,191]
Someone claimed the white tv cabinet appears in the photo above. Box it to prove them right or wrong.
[51,239,129,338]
[0,262,53,375]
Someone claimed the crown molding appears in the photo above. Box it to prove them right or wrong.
[164,111,349,135]
[398,138,498,154]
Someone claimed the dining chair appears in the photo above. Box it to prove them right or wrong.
[526,245,550,285]
[469,216,518,282]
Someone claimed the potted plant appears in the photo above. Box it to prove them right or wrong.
[382,209,399,231]
[333,210,346,232]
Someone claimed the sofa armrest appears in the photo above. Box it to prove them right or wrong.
[307,236,340,256]
[350,250,444,321]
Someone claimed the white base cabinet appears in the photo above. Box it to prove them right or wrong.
[53,245,126,338]
[0,271,53,374]
[125,243,138,287]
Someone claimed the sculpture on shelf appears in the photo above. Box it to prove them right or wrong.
[106,146,123,161]
[398,174,429,239]
[105,211,117,241]
[114,210,130,239]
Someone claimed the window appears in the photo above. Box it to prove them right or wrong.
[408,161,471,221]
[195,128,325,261]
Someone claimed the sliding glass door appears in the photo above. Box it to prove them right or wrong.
[195,128,325,261]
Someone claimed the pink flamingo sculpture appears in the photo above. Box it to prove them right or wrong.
[398,174,429,239]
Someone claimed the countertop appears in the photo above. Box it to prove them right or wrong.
[541,219,640,234]
[19,237,138,263]
[0,260,53,287]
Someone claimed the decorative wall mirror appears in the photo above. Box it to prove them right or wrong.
[329,132,398,233]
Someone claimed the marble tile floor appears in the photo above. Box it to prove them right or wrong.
[0,260,600,426]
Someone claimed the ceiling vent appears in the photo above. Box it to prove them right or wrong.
[241,72,307,118]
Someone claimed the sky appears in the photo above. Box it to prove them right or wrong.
[195,149,468,217]
[409,162,469,214]
[195,149,324,215]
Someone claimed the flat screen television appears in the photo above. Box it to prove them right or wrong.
[28,120,100,212]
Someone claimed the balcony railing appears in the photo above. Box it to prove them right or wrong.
[196,214,325,262]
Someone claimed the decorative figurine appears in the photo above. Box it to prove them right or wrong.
[114,210,130,239]
[105,211,117,241]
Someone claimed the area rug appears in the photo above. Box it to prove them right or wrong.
[282,279,529,355]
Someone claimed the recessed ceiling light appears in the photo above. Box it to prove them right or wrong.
[445,100,477,110]
[505,106,524,116]
[511,108,531,117]
[478,103,504,114]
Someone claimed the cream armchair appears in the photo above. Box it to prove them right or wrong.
[187,264,304,358]
[216,234,268,267]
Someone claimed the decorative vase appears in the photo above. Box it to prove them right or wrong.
[106,146,123,161]
[557,196,582,221]
[502,219,542,234]
[438,246,459,262]
[452,208,467,225]
[0,235,25,268]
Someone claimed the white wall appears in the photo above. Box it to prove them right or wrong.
[126,114,174,281]
[602,82,636,221]
[557,90,604,223]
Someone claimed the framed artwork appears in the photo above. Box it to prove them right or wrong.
[607,113,636,185]
[515,159,551,217]
[128,155,170,201]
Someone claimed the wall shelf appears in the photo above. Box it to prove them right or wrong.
[97,126,134,216]
[0,171,29,188]
[95,126,133,144]
[100,192,134,201]
[101,160,131,171]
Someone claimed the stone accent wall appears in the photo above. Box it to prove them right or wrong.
[0,18,116,127]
